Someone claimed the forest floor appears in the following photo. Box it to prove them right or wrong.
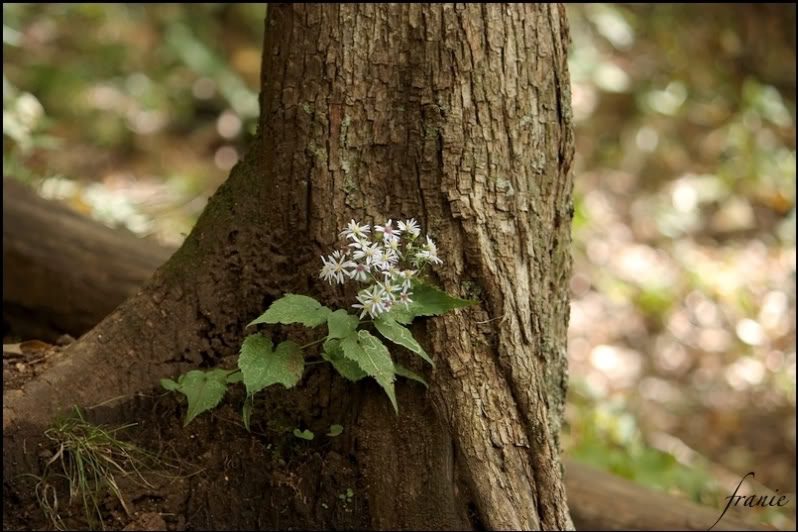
[3,340,367,531]
[4,337,790,532]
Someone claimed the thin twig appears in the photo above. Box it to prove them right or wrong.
[474,314,506,325]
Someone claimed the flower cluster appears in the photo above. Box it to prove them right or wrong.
[320,218,443,319]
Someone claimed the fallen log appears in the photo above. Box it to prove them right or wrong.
[565,459,762,531]
[2,178,175,341]
[1,178,765,530]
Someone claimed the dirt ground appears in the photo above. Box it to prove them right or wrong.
[3,340,369,531]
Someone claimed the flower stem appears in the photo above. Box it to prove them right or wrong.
[299,337,326,350]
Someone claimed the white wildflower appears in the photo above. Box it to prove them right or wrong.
[325,250,355,285]
[375,219,401,242]
[325,217,440,313]
[381,264,401,281]
[398,289,413,309]
[377,282,398,312]
[398,218,420,238]
[416,235,443,265]
[376,247,399,270]
[319,256,336,285]
[384,236,402,257]
[353,241,383,266]
[340,219,370,241]
[348,236,369,251]
[397,269,416,291]
[378,279,402,294]
[348,262,371,282]
[352,286,387,319]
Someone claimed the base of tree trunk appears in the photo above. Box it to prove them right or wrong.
[4,366,473,531]
[4,355,763,532]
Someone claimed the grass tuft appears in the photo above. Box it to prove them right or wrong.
[24,406,171,531]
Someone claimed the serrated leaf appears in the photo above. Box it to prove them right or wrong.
[248,294,331,328]
[293,428,314,440]
[327,309,359,339]
[408,281,476,316]
[160,378,179,392]
[238,333,272,392]
[374,315,434,366]
[176,369,232,427]
[341,331,397,414]
[238,334,304,394]
[387,281,475,324]
[327,424,343,437]
[385,306,414,325]
[394,364,428,388]
[322,338,367,381]
[226,372,243,384]
[242,396,253,432]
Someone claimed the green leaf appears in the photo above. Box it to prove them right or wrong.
[160,378,179,391]
[175,369,233,427]
[327,424,343,437]
[327,309,359,339]
[226,372,243,384]
[242,396,253,432]
[238,333,272,392]
[293,428,314,440]
[238,334,304,394]
[387,281,475,324]
[341,331,397,414]
[248,294,331,328]
[385,306,414,325]
[394,364,428,388]
[410,281,476,316]
[322,338,367,381]
[374,315,434,366]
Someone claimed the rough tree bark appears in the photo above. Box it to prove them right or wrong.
[4,4,575,529]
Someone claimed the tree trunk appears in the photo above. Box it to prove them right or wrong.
[4,4,575,529]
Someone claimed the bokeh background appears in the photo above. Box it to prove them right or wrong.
[3,4,795,528]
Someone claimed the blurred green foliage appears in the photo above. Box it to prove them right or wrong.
[3,3,264,242]
[567,379,720,505]
[563,5,795,529]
